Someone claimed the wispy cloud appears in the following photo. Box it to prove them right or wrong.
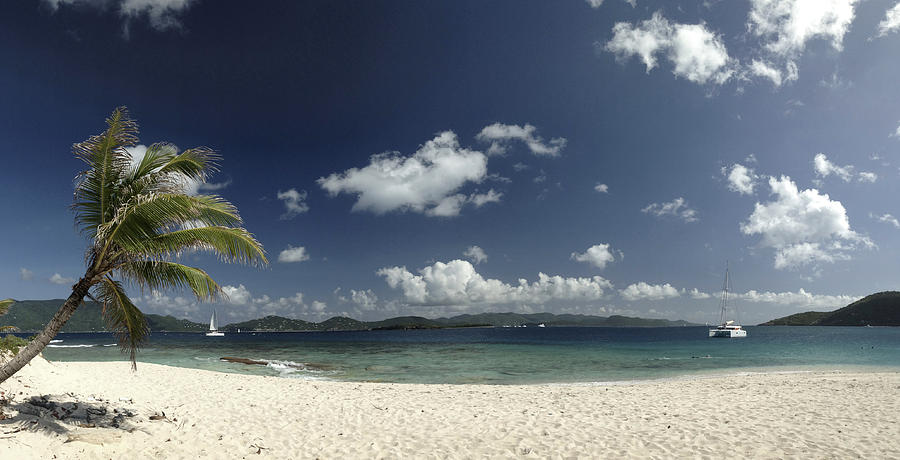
[463,245,488,265]
[277,188,310,220]
[44,0,199,36]
[642,197,698,223]
[49,273,75,285]
[476,123,567,157]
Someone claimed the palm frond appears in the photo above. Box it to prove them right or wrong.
[128,143,179,183]
[95,278,149,369]
[0,299,14,316]
[119,261,222,302]
[143,226,267,266]
[95,194,244,263]
[72,107,139,235]
[158,147,220,184]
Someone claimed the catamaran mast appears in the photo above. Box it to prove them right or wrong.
[719,262,729,325]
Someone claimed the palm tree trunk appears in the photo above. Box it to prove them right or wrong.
[0,276,93,384]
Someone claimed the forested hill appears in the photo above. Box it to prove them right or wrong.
[2,300,697,332]
[1,299,207,332]
[761,292,900,326]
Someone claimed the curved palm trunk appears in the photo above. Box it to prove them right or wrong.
[0,276,93,384]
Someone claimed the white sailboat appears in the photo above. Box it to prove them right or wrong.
[709,263,747,338]
[206,309,225,337]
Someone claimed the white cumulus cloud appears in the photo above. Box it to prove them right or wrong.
[642,197,698,222]
[725,163,759,195]
[748,0,858,57]
[463,245,488,265]
[747,0,858,86]
[877,2,900,37]
[570,244,619,269]
[377,260,613,307]
[620,282,680,301]
[222,284,252,305]
[278,246,310,263]
[318,131,488,217]
[605,12,735,85]
[740,175,871,269]
[350,289,378,310]
[595,183,609,193]
[688,288,711,299]
[737,289,858,309]
[476,123,567,157]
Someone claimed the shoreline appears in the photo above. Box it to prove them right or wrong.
[2,357,899,458]
[43,356,900,385]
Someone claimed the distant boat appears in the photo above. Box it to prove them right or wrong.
[206,309,225,337]
[537,323,546,328]
[709,263,747,338]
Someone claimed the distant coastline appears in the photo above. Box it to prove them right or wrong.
[2,299,697,333]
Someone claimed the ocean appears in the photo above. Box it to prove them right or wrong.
[37,326,900,384]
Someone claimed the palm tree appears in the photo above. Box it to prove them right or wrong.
[0,107,266,383]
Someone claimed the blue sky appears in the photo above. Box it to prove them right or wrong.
[2,0,900,324]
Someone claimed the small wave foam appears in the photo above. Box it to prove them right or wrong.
[263,359,330,380]
[47,344,96,348]
[49,339,63,344]
[103,344,116,347]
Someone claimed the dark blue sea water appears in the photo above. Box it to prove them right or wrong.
[36,326,900,384]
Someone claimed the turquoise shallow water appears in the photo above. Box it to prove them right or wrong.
[36,326,900,384]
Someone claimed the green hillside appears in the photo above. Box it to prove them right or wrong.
[436,312,694,328]
[221,315,315,332]
[146,315,207,332]
[370,316,442,330]
[3,300,699,333]
[317,316,369,331]
[3,299,205,332]
[759,311,832,326]
[4,299,107,332]
[761,291,900,326]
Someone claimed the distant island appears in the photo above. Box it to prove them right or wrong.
[762,291,900,326]
[2,299,697,333]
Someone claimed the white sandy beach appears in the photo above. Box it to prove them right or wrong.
[1,357,899,459]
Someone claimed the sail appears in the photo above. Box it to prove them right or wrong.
[209,310,217,331]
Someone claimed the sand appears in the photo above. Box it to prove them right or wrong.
[1,357,899,459]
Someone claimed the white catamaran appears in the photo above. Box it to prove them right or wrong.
[206,309,225,337]
[709,264,747,338]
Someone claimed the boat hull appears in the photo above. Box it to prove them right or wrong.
[205,331,225,337]
[709,328,747,338]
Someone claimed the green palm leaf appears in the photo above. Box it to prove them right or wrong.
[143,226,267,265]
[119,261,221,302]
[96,278,149,369]
[73,107,139,236]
